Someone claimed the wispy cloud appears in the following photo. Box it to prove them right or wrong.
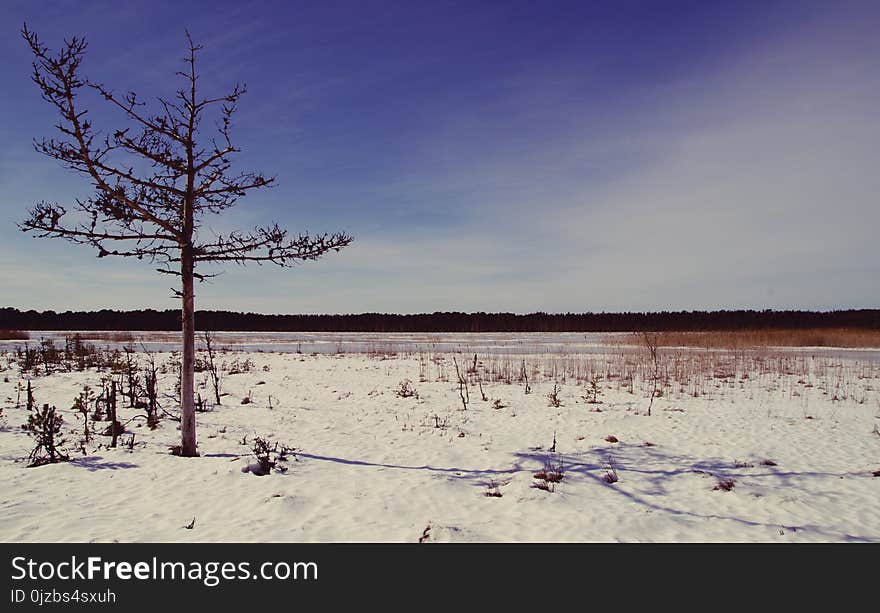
[1,2,877,312]
[326,8,880,312]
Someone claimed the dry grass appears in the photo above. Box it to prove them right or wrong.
[533,469,565,483]
[616,328,880,349]
[74,331,138,343]
[416,343,880,411]
[533,459,565,484]
[0,329,29,340]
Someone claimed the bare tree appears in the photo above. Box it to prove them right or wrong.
[20,26,352,457]
[203,330,223,406]
[643,331,661,416]
[452,357,469,411]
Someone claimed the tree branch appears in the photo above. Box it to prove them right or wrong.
[194,226,353,265]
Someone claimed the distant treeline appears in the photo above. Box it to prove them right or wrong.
[1,307,877,333]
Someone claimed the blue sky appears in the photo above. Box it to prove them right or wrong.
[1,0,878,313]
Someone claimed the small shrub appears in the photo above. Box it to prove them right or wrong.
[90,382,107,422]
[605,435,619,443]
[533,457,565,492]
[246,437,296,476]
[251,437,277,475]
[484,481,503,498]
[713,478,736,492]
[142,356,160,428]
[531,480,555,492]
[71,386,95,444]
[547,383,562,407]
[491,398,506,410]
[582,377,603,405]
[395,379,419,399]
[601,456,620,483]
[98,380,124,448]
[520,360,531,395]
[227,358,255,375]
[23,403,69,467]
[202,331,223,406]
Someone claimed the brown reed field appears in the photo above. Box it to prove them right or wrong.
[615,328,880,349]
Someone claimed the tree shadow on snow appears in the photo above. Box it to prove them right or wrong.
[512,443,875,542]
[296,452,525,478]
[296,446,875,542]
[70,456,139,471]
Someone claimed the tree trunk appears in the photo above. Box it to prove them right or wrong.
[180,243,198,456]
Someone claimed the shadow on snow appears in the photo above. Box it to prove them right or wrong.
[297,444,875,542]
[70,456,139,471]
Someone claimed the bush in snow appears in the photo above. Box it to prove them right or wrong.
[582,375,603,405]
[547,382,563,407]
[395,379,419,399]
[23,402,69,467]
[244,437,296,476]
[532,457,565,492]
[603,458,619,484]
[713,478,736,492]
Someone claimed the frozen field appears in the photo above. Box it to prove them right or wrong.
[2,330,625,355]
[10,330,877,358]
[1,334,878,542]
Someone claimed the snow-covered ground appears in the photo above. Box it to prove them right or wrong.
[1,343,878,542]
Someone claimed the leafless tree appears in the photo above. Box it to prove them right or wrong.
[20,26,352,456]
[203,330,223,406]
[452,356,469,411]
[643,332,661,416]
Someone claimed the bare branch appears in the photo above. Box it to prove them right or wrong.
[88,82,186,144]
[23,28,182,237]
[194,226,353,265]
